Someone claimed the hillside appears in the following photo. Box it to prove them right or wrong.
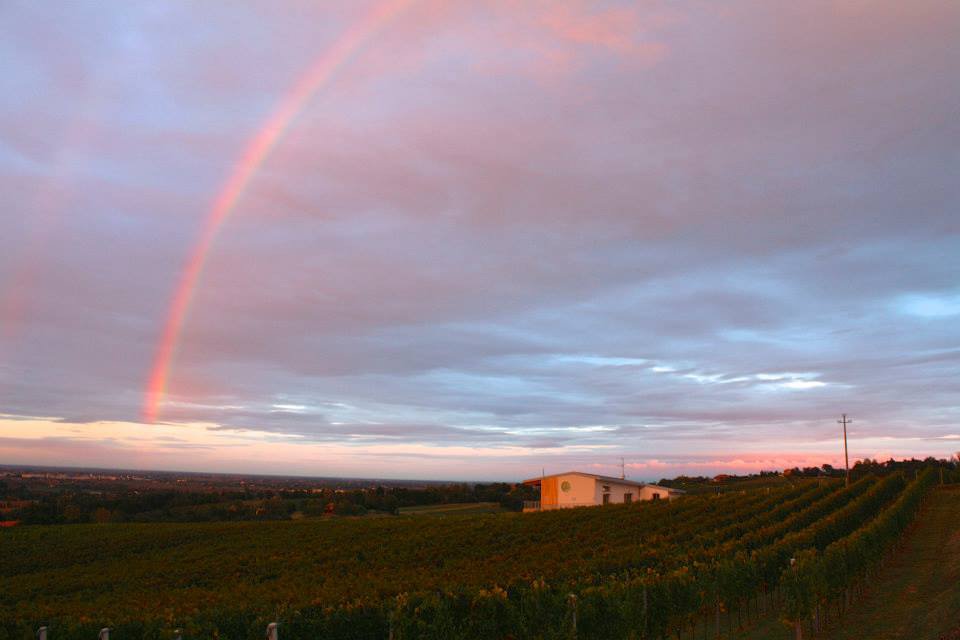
[734,484,960,640]
[822,484,960,639]
[0,472,944,639]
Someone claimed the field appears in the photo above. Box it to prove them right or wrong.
[396,502,504,516]
[0,471,946,639]
[661,474,811,495]
[821,484,960,639]
[730,483,960,640]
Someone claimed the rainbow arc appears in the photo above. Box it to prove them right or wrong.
[144,0,412,423]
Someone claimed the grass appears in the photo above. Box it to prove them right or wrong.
[396,501,504,516]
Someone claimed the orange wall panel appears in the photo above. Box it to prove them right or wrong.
[542,477,558,505]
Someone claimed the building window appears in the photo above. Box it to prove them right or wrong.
[602,493,611,505]
[652,493,661,500]
[624,493,633,503]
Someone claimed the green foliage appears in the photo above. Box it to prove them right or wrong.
[1,471,942,639]
[5,480,540,525]
[778,468,938,625]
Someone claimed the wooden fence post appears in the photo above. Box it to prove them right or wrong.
[266,622,279,640]
[36,628,47,640]
[568,593,577,639]
[98,629,110,640]
[790,557,802,640]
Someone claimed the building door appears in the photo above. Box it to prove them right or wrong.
[602,493,610,505]
[624,493,633,503]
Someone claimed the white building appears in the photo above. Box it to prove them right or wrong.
[522,471,684,511]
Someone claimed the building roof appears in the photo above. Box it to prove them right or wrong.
[521,471,685,492]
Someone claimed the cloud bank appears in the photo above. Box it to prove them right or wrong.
[1,0,958,479]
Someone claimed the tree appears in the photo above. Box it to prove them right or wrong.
[62,504,82,522]
[93,507,112,523]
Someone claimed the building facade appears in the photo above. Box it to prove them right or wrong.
[522,471,683,511]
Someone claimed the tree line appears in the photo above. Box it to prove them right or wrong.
[0,481,538,525]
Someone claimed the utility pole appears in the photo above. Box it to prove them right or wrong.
[838,414,852,487]
[620,457,626,480]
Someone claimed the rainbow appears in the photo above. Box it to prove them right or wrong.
[144,0,412,423]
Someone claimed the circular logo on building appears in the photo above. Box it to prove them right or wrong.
[560,481,571,492]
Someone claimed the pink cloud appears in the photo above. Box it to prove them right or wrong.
[538,1,670,60]
[623,454,845,473]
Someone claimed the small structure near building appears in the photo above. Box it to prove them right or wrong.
[521,471,684,511]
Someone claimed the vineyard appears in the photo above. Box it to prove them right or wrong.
[1,469,947,639]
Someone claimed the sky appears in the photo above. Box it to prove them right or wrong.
[0,0,958,481]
